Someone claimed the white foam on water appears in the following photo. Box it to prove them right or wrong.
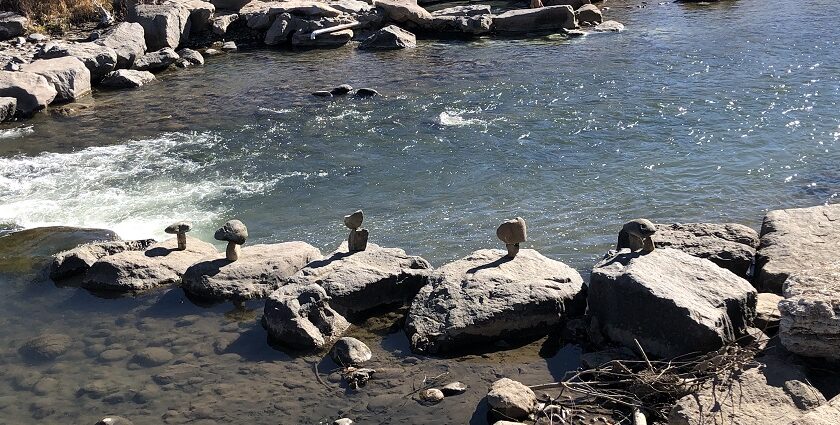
[0,126,35,140]
[0,132,272,240]
[437,110,488,127]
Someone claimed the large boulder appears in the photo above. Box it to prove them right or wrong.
[0,12,27,41]
[99,69,156,89]
[211,12,240,36]
[669,354,826,425]
[0,226,119,275]
[778,265,840,361]
[359,25,416,50]
[405,249,586,354]
[241,0,342,30]
[755,204,840,293]
[493,6,577,35]
[133,48,180,73]
[50,239,156,280]
[589,248,756,358]
[95,22,148,69]
[755,292,783,331]
[83,237,217,292]
[179,0,216,33]
[128,1,192,51]
[0,96,14,122]
[182,242,321,302]
[20,57,91,103]
[291,28,354,48]
[374,0,434,27]
[282,242,431,316]
[38,42,118,82]
[654,222,759,279]
[787,395,840,425]
[575,4,602,25]
[263,283,351,349]
[0,71,57,117]
[431,5,491,17]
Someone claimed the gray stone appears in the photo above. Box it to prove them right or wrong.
[493,6,577,35]
[0,71,57,116]
[132,347,174,367]
[241,0,342,30]
[589,248,757,358]
[27,33,47,43]
[263,283,351,349]
[175,48,204,67]
[543,0,590,8]
[95,416,134,425]
[669,354,826,425]
[405,249,585,354]
[654,222,759,279]
[787,395,840,425]
[426,14,493,35]
[329,337,372,366]
[756,292,783,331]
[0,226,120,274]
[486,378,537,420]
[575,4,602,25]
[211,12,240,36]
[0,96,14,122]
[128,2,192,51]
[95,22,148,69]
[312,90,333,97]
[133,48,180,73]
[420,388,444,403]
[344,210,364,229]
[20,57,92,103]
[355,88,380,97]
[0,12,27,41]
[360,25,416,50]
[779,265,840,361]
[431,5,492,17]
[180,0,216,33]
[292,29,353,48]
[215,219,248,244]
[347,228,369,251]
[83,236,218,292]
[182,242,322,301]
[374,0,434,27]
[333,419,353,425]
[329,0,375,14]
[441,381,467,395]
[38,42,119,82]
[221,41,238,51]
[19,334,72,361]
[331,84,353,96]
[593,20,624,32]
[100,69,156,89]
[283,242,432,316]
[756,204,840,293]
[50,239,156,280]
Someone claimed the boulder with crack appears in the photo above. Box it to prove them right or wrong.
[50,239,156,280]
[263,283,350,349]
[654,222,759,279]
[405,249,585,354]
[182,242,321,302]
[589,248,756,358]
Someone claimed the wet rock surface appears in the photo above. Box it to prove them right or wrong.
[589,248,757,358]
[83,236,217,292]
[182,242,321,301]
[19,334,72,361]
[50,239,155,280]
[405,248,585,354]
[654,222,759,279]
[282,242,431,316]
[100,69,156,89]
[0,226,119,274]
[756,204,840,293]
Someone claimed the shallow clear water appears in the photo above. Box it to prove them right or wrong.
[0,0,839,423]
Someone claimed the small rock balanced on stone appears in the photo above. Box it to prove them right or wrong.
[164,221,192,250]
[496,217,527,259]
[616,218,656,253]
[215,219,248,261]
[344,210,368,252]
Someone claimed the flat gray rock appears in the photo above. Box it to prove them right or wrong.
[95,22,148,69]
[283,242,431,316]
[83,236,217,292]
[182,242,322,301]
[38,42,118,82]
[654,222,759,278]
[263,283,351,349]
[133,48,179,73]
[359,25,416,50]
[756,204,840,293]
[779,264,840,361]
[50,239,156,280]
[0,71,57,117]
[493,6,577,35]
[100,69,156,89]
[589,248,756,358]
[20,57,92,103]
[405,249,585,354]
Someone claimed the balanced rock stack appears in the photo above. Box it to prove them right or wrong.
[617,218,657,253]
[215,219,248,261]
[344,210,368,252]
[496,217,527,258]
[164,221,192,250]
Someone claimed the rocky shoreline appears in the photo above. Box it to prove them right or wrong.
[3,202,838,424]
[0,0,624,122]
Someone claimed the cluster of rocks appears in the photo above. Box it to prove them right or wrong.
[0,0,622,123]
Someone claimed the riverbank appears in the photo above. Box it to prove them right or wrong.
[1,202,839,424]
[0,0,625,122]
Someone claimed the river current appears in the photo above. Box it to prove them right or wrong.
[0,0,838,423]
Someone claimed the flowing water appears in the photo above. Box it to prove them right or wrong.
[0,0,838,423]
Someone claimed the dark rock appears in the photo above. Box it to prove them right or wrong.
[359,25,416,50]
[405,249,585,354]
[292,28,353,48]
[312,90,333,97]
[330,84,353,96]
[133,48,180,73]
[589,248,756,358]
[0,12,27,41]
[355,88,380,97]
[0,71,57,117]
[19,333,72,361]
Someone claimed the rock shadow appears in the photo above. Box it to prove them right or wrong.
[465,255,513,274]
